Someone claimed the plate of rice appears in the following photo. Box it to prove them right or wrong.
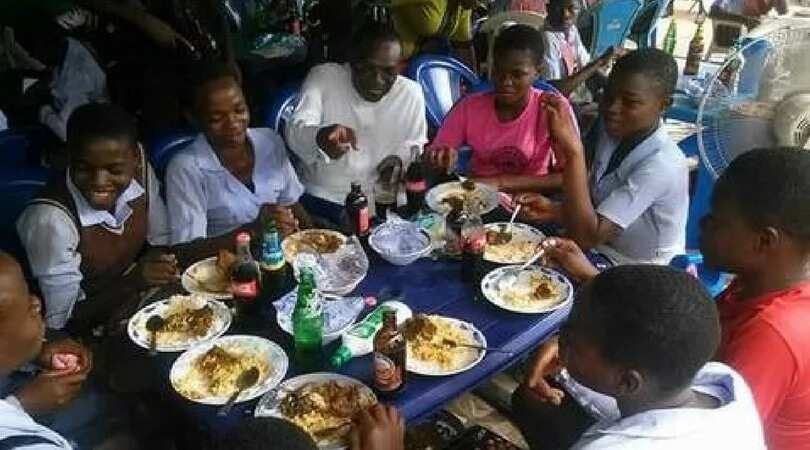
[426,181,499,215]
[128,294,231,352]
[483,223,545,264]
[181,250,238,300]
[403,314,486,376]
[170,335,288,405]
[255,373,377,449]
[481,266,573,314]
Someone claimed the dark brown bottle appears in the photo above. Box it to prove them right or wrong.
[345,181,370,237]
[405,146,427,217]
[373,310,406,397]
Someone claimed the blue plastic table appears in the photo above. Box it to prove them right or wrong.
[156,251,571,435]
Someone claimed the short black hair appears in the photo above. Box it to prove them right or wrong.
[573,265,719,393]
[610,48,678,98]
[66,103,138,152]
[494,24,545,66]
[714,147,810,242]
[185,60,241,108]
[214,417,317,450]
[349,22,401,63]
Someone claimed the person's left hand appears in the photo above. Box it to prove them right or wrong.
[377,155,404,184]
[541,93,583,160]
[38,338,93,376]
[349,404,405,450]
[259,205,299,237]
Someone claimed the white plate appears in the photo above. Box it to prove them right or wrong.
[127,296,231,352]
[170,335,288,405]
[481,266,573,314]
[407,316,487,376]
[426,181,500,215]
[483,222,546,264]
[254,373,377,450]
[182,257,232,300]
[282,229,347,264]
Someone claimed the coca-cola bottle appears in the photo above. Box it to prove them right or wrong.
[444,205,466,257]
[405,146,427,217]
[373,309,406,398]
[345,181,370,237]
[231,232,261,316]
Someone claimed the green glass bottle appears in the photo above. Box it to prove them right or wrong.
[292,267,323,371]
[663,20,677,55]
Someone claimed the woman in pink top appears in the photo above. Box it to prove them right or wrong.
[428,24,577,193]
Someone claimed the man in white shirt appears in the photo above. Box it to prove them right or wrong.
[286,22,428,223]
[512,261,766,450]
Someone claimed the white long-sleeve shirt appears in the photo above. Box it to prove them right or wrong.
[16,167,169,329]
[0,398,72,449]
[38,38,107,141]
[286,63,428,206]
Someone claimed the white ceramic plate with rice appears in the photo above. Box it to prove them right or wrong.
[182,257,233,300]
[483,222,545,264]
[403,314,487,376]
[128,294,231,352]
[426,181,499,215]
[481,266,573,314]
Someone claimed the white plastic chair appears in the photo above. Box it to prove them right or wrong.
[479,11,546,78]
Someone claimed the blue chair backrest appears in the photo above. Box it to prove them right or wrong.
[736,37,772,98]
[670,252,730,297]
[146,131,196,177]
[0,126,58,167]
[262,82,303,138]
[0,167,51,268]
[587,0,644,56]
[629,0,671,48]
[406,55,482,129]
[677,133,714,250]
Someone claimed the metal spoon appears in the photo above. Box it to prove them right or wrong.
[497,204,523,243]
[442,339,515,356]
[218,366,260,417]
[145,315,165,356]
[497,248,547,291]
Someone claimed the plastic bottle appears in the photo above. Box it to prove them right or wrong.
[329,301,413,367]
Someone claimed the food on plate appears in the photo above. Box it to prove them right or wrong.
[280,381,376,445]
[286,230,344,257]
[439,192,485,211]
[486,229,511,246]
[155,295,216,346]
[192,250,236,293]
[498,272,563,309]
[404,314,477,370]
[485,235,538,263]
[175,345,269,399]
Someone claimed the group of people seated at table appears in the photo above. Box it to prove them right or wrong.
[2,10,809,450]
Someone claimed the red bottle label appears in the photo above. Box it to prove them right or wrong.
[406,180,427,192]
[231,280,258,299]
[358,207,370,234]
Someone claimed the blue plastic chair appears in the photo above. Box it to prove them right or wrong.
[670,252,730,297]
[628,0,672,48]
[0,126,58,167]
[677,132,714,250]
[261,82,303,138]
[146,131,196,177]
[405,55,482,130]
[582,0,644,57]
[0,167,51,266]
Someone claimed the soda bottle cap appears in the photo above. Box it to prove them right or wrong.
[351,181,362,190]
[236,232,251,244]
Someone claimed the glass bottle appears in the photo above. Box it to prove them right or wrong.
[345,181,370,237]
[231,232,261,315]
[259,217,288,302]
[461,201,485,284]
[405,145,427,217]
[293,267,323,371]
[373,309,406,398]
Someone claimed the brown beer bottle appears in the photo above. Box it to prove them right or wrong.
[373,310,406,398]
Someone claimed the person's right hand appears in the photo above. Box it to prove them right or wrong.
[541,93,583,160]
[541,238,599,283]
[138,249,178,287]
[258,204,299,237]
[524,336,565,405]
[15,370,88,414]
[316,124,357,160]
[349,404,405,450]
[426,145,458,175]
[515,193,560,224]
[135,13,194,52]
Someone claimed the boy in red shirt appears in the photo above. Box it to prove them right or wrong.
[521,147,810,449]
[699,147,810,450]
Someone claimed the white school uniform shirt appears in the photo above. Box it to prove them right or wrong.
[541,25,591,80]
[38,38,107,141]
[571,362,767,450]
[0,398,73,449]
[16,167,170,330]
[165,128,305,245]
[588,124,688,264]
[286,63,428,206]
